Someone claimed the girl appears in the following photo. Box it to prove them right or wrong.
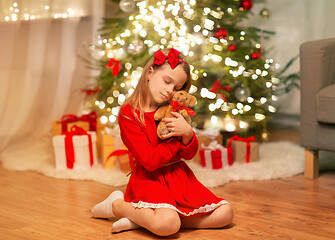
[91,48,234,236]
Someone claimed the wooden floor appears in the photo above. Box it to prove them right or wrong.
[1,126,335,239]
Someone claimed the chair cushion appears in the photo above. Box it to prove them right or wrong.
[316,84,335,124]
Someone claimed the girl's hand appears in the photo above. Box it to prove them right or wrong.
[161,112,193,145]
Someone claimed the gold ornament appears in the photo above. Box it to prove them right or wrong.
[119,0,136,13]
[260,8,271,20]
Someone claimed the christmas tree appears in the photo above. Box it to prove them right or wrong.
[84,0,297,134]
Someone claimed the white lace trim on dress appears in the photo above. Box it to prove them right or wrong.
[131,200,229,217]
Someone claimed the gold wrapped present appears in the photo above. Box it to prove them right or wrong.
[101,126,133,173]
[51,112,97,136]
[105,149,134,173]
[52,121,90,136]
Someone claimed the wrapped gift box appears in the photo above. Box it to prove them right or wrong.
[52,127,97,170]
[101,133,128,169]
[52,112,106,163]
[51,112,97,136]
[200,142,233,169]
[192,128,223,164]
[101,126,133,173]
[227,135,259,163]
[52,121,89,136]
[106,149,134,174]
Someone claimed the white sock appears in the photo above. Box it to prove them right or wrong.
[111,217,140,233]
[91,190,124,218]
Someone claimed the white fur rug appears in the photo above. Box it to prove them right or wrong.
[1,141,304,188]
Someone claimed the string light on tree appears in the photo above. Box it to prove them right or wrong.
[84,0,295,134]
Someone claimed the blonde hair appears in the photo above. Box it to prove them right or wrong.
[121,48,191,125]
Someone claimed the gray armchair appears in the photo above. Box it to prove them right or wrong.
[300,38,335,179]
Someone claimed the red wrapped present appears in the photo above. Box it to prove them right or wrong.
[199,141,233,169]
[192,128,223,164]
[100,125,129,169]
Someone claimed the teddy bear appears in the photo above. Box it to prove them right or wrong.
[154,90,197,139]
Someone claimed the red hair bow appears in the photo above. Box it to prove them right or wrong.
[153,48,187,69]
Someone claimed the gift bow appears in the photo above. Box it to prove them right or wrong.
[202,140,224,150]
[193,128,220,139]
[170,100,196,116]
[62,125,94,169]
[106,149,135,173]
[228,135,256,163]
[60,112,97,132]
[153,48,187,69]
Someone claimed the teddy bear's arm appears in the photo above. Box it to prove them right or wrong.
[154,105,169,121]
[178,109,188,119]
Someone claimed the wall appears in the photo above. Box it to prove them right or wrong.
[247,0,335,115]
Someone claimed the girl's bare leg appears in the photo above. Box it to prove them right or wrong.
[181,204,234,229]
[112,199,181,236]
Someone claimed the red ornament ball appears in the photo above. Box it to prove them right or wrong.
[240,0,253,11]
[251,52,261,59]
[227,44,237,51]
[214,28,228,39]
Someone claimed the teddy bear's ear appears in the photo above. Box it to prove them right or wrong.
[188,95,197,107]
[172,91,182,101]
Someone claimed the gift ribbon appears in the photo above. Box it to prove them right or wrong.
[60,111,97,132]
[227,147,233,166]
[208,141,233,165]
[170,101,196,116]
[202,140,223,150]
[200,140,233,168]
[62,125,94,169]
[106,149,135,172]
[228,135,256,163]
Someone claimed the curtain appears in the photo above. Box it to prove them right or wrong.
[0,0,105,170]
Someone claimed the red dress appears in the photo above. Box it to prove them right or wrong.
[118,104,228,217]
